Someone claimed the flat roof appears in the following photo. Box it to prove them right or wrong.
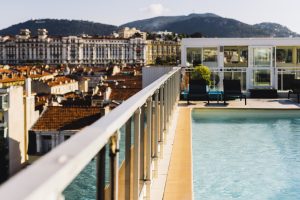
[182,37,300,47]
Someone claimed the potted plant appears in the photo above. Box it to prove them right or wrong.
[186,65,211,103]
[189,65,211,87]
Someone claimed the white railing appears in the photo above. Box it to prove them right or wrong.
[0,67,181,200]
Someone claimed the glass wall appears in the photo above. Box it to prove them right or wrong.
[253,48,272,67]
[224,46,248,67]
[253,70,271,87]
[186,48,202,67]
[277,68,300,90]
[186,47,218,67]
[276,48,293,64]
[203,48,217,62]
[210,71,221,90]
[203,48,218,68]
[223,69,247,91]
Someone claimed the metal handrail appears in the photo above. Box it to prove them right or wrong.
[0,67,181,200]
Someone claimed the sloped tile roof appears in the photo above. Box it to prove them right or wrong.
[31,106,102,131]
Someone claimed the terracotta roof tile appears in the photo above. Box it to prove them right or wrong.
[31,106,102,131]
[110,88,140,101]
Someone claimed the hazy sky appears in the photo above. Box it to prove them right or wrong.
[1,0,300,33]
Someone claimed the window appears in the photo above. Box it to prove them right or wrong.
[224,46,248,66]
[297,49,300,63]
[186,48,202,66]
[276,48,293,63]
[253,70,271,86]
[203,48,217,62]
[253,48,272,67]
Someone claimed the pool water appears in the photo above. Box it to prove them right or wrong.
[192,109,300,200]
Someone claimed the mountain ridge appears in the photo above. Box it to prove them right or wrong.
[0,19,117,36]
[0,14,298,38]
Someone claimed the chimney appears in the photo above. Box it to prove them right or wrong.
[25,78,32,96]
[100,105,110,117]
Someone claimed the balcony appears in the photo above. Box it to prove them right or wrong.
[0,67,181,200]
[0,94,8,111]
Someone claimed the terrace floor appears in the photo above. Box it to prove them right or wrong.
[164,107,192,200]
[162,98,300,200]
[184,98,300,109]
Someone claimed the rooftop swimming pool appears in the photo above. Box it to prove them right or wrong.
[192,109,300,200]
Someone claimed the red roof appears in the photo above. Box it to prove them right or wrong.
[31,106,102,131]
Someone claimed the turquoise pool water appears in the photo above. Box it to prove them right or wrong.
[192,109,300,200]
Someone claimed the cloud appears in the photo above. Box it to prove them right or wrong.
[141,3,170,16]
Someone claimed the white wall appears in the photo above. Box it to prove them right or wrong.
[142,66,175,88]
[50,82,79,95]
[8,86,25,175]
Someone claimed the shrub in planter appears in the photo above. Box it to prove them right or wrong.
[190,65,211,85]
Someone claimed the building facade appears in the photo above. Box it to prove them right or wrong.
[0,29,147,66]
[29,106,108,155]
[146,40,181,65]
[181,38,300,91]
[0,81,39,182]
[118,27,147,40]
[32,77,79,95]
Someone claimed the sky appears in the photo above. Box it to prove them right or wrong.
[1,0,300,33]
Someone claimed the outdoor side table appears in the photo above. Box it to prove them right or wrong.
[208,91,223,104]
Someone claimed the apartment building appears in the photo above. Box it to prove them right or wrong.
[118,27,147,40]
[0,82,39,182]
[32,77,79,95]
[146,40,181,65]
[0,29,147,66]
[29,106,108,155]
[181,38,300,91]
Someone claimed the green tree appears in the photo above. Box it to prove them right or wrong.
[190,32,203,38]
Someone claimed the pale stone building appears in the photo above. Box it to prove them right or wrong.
[118,27,147,40]
[0,82,39,181]
[0,29,147,66]
[32,77,79,95]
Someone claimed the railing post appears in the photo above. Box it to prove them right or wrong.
[140,106,145,184]
[164,81,168,132]
[159,86,164,143]
[96,146,106,200]
[171,75,174,110]
[145,97,152,198]
[154,91,159,159]
[133,108,141,200]
[171,75,174,112]
[125,118,132,200]
[168,78,171,124]
[110,132,120,200]
[153,91,159,178]
[176,71,180,100]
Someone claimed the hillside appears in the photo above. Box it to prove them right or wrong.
[0,19,118,36]
[122,13,299,38]
[0,14,299,38]
[253,22,298,37]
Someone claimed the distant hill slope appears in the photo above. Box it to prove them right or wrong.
[0,19,118,36]
[253,22,299,37]
[121,13,300,38]
[0,14,299,38]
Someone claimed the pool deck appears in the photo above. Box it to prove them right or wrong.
[184,98,300,109]
[163,107,193,200]
[162,98,300,200]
